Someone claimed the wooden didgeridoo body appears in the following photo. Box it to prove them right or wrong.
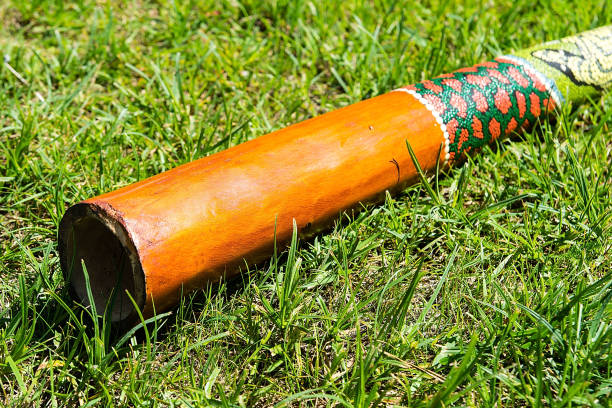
[58,26,612,323]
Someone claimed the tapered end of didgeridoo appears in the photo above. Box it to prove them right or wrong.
[58,203,146,324]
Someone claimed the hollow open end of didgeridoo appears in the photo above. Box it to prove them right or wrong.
[58,203,146,323]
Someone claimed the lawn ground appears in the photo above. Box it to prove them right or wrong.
[0,0,611,406]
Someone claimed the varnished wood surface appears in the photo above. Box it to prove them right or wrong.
[76,91,444,316]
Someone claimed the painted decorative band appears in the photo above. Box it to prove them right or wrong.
[395,59,556,163]
[497,55,564,105]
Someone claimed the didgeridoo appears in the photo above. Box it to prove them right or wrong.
[58,26,612,323]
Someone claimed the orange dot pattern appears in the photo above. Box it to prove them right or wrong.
[404,59,555,162]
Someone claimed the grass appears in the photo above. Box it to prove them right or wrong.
[0,0,611,406]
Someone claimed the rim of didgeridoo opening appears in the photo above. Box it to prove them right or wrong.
[58,202,146,324]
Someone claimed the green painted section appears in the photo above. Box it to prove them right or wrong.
[408,60,552,162]
[511,25,612,102]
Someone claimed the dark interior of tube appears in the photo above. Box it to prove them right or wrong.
[64,215,138,322]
